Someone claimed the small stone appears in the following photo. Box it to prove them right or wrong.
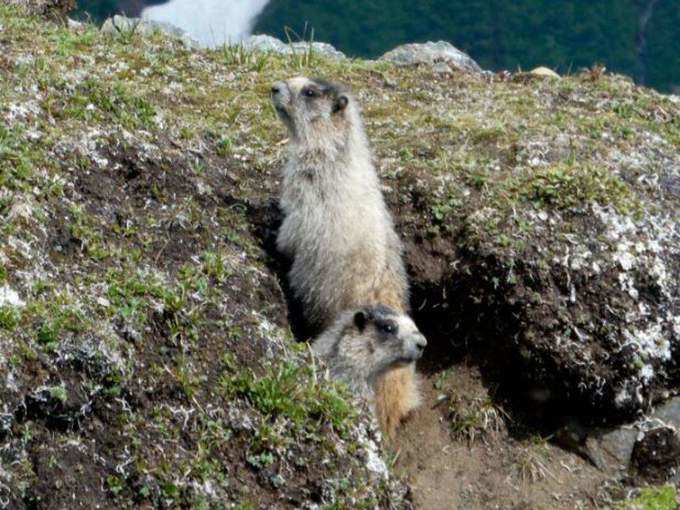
[432,62,453,75]
[67,17,83,30]
[269,474,285,489]
[290,41,346,59]
[101,15,199,49]
[241,34,287,53]
[529,66,561,79]
[0,286,25,308]
[240,34,346,59]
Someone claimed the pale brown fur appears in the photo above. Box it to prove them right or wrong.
[367,289,421,438]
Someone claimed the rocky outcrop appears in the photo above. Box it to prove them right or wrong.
[242,34,346,59]
[379,41,483,73]
[394,85,679,420]
[101,14,199,48]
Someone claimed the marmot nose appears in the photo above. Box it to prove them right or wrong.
[271,82,284,95]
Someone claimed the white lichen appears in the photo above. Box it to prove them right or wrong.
[0,286,25,308]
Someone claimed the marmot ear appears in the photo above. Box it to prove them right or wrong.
[353,310,367,331]
[333,94,349,113]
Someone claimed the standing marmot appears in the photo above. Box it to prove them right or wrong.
[271,76,419,437]
[312,305,427,403]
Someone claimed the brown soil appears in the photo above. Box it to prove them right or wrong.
[394,365,610,510]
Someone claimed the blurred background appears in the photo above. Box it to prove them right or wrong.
[74,0,679,93]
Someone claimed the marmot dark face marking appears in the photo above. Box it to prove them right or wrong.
[312,305,427,401]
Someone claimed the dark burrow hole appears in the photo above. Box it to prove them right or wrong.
[246,200,607,439]
[409,278,582,438]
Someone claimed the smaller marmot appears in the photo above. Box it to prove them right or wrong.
[312,305,427,402]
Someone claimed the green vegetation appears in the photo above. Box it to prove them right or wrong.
[221,357,356,437]
[0,6,394,507]
[617,485,678,510]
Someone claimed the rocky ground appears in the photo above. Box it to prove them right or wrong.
[0,5,678,509]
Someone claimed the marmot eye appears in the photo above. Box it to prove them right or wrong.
[303,88,319,98]
[378,323,395,334]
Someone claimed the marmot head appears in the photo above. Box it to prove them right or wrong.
[349,305,427,374]
[312,305,426,398]
[271,76,352,145]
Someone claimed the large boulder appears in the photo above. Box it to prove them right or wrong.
[380,41,483,73]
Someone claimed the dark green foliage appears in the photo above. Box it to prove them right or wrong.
[644,0,680,91]
[254,0,678,92]
[73,0,119,20]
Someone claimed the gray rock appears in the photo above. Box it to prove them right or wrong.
[240,34,287,53]
[585,427,639,472]
[529,66,561,79]
[66,17,83,30]
[432,62,453,75]
[241,34,346,59]
[101,15,198,49]
[650,397,680,428]
[380,41,483,73]
[290,41,346,59]
[557,398,680,475]
[557,422,639,473]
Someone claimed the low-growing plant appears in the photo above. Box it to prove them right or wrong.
[220,359,355,436]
